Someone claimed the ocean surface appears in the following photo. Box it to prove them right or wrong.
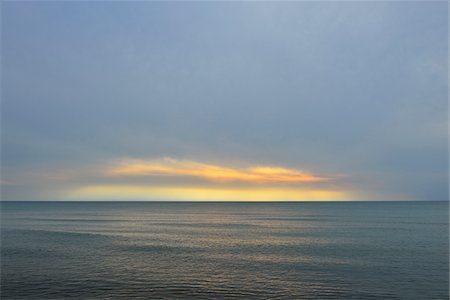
[1,201,448,299]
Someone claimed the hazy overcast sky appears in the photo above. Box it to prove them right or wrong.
[2,1,448,201]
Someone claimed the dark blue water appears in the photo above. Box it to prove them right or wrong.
[1,201,448,299]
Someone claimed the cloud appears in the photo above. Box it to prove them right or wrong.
[2,156,348,201]
[2,2,447,201]
[105,157,332,184]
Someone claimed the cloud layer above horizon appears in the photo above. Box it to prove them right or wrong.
[105,158,332,184]
[1,1,448,201]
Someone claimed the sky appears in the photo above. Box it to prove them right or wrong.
[1,1,448,201]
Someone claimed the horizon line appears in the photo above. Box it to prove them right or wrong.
[1,200,448,203]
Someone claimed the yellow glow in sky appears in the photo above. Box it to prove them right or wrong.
[106,158,330,184]
[69,185,349,201]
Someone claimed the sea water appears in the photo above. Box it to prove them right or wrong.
[1,201,448,299]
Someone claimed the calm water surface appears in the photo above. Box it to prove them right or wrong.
[1,201,448,299]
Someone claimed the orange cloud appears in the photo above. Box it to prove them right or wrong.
[105,158,331,184]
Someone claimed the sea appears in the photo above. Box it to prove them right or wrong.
[1,201,448,299]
